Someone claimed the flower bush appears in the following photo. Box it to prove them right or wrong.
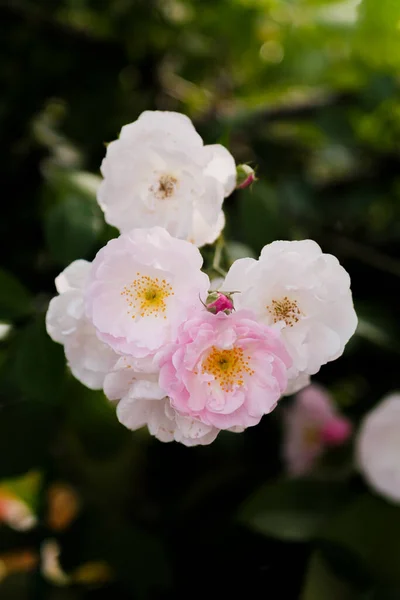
[3,2,400,596]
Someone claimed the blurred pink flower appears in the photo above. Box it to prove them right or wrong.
[357,393,400,503]
[159,310,291,430]
[283,383,352,476]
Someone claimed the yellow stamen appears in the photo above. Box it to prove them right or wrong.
[201,346,254,392]
[267,296,302,327]
[121,274,174,319]
[150,174,178,199]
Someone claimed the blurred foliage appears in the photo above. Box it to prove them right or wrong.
[1,0,400,598]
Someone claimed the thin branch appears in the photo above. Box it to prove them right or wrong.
[325,233,400,279]
[212,237,227,278]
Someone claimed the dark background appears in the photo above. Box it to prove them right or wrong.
[1,0,400,598]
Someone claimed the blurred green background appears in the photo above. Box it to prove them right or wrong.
[1,0,400,598]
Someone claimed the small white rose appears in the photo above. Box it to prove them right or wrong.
[97,111,236,247]
[221,240,357,381]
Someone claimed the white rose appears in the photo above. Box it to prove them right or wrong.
[97,111,236,247]
[221,240,357,380]
[85,226,210,358]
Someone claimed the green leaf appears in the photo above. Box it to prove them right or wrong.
[66,171,102,202]
[225,241,256,263]
[238,479,353,541]
[63,378,130,459]
[12,317,66,402]
[44,194,104,265]
[302,552,361,600]
[321,493,400,585]
[1,471,42,512]
[236,182,285,254]
[0,269,32,321]
[355,0,400,70]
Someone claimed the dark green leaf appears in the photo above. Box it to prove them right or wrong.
[321,493,400,585]
[63,378,130,459]
[0,402,57,478]
[44,194,103,265]
[236,182,285,254]
[225,240,256,263]
[302,552,361,600]
[238,479,354,541]
[0,269,32,321]
[12,317,66,402]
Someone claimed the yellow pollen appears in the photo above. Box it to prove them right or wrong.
[201,346,254,392]
[120,274,174,319]
[267,296,302,327]
[151,174,178,199]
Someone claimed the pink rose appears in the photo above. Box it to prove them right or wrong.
[158,310,291,430]
[283,383,352,476]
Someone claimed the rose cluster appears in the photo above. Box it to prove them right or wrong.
[46,111,357,446]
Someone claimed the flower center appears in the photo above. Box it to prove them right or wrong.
[267,296,302,327]
[151,174,178,200]
[121,274,174,319]
[200,346,254,392]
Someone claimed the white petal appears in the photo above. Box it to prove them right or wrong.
[174,413,215,440]
[117,397,152,431]
[64,329,116,390]
[260,239,322,262]
[121,111,203,148]
[129,379,166,401]
[204,144,236,197]
[220,257,257,294]
[191,210,225,247]
[103,365,136,401]
[284,373,311,396]
[147,401,177,442]
[55,260,90,294]
[46,260,118,390]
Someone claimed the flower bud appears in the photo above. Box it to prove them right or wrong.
[236,164,256,189]
[206,292,234,314]
[321,417,352,446]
